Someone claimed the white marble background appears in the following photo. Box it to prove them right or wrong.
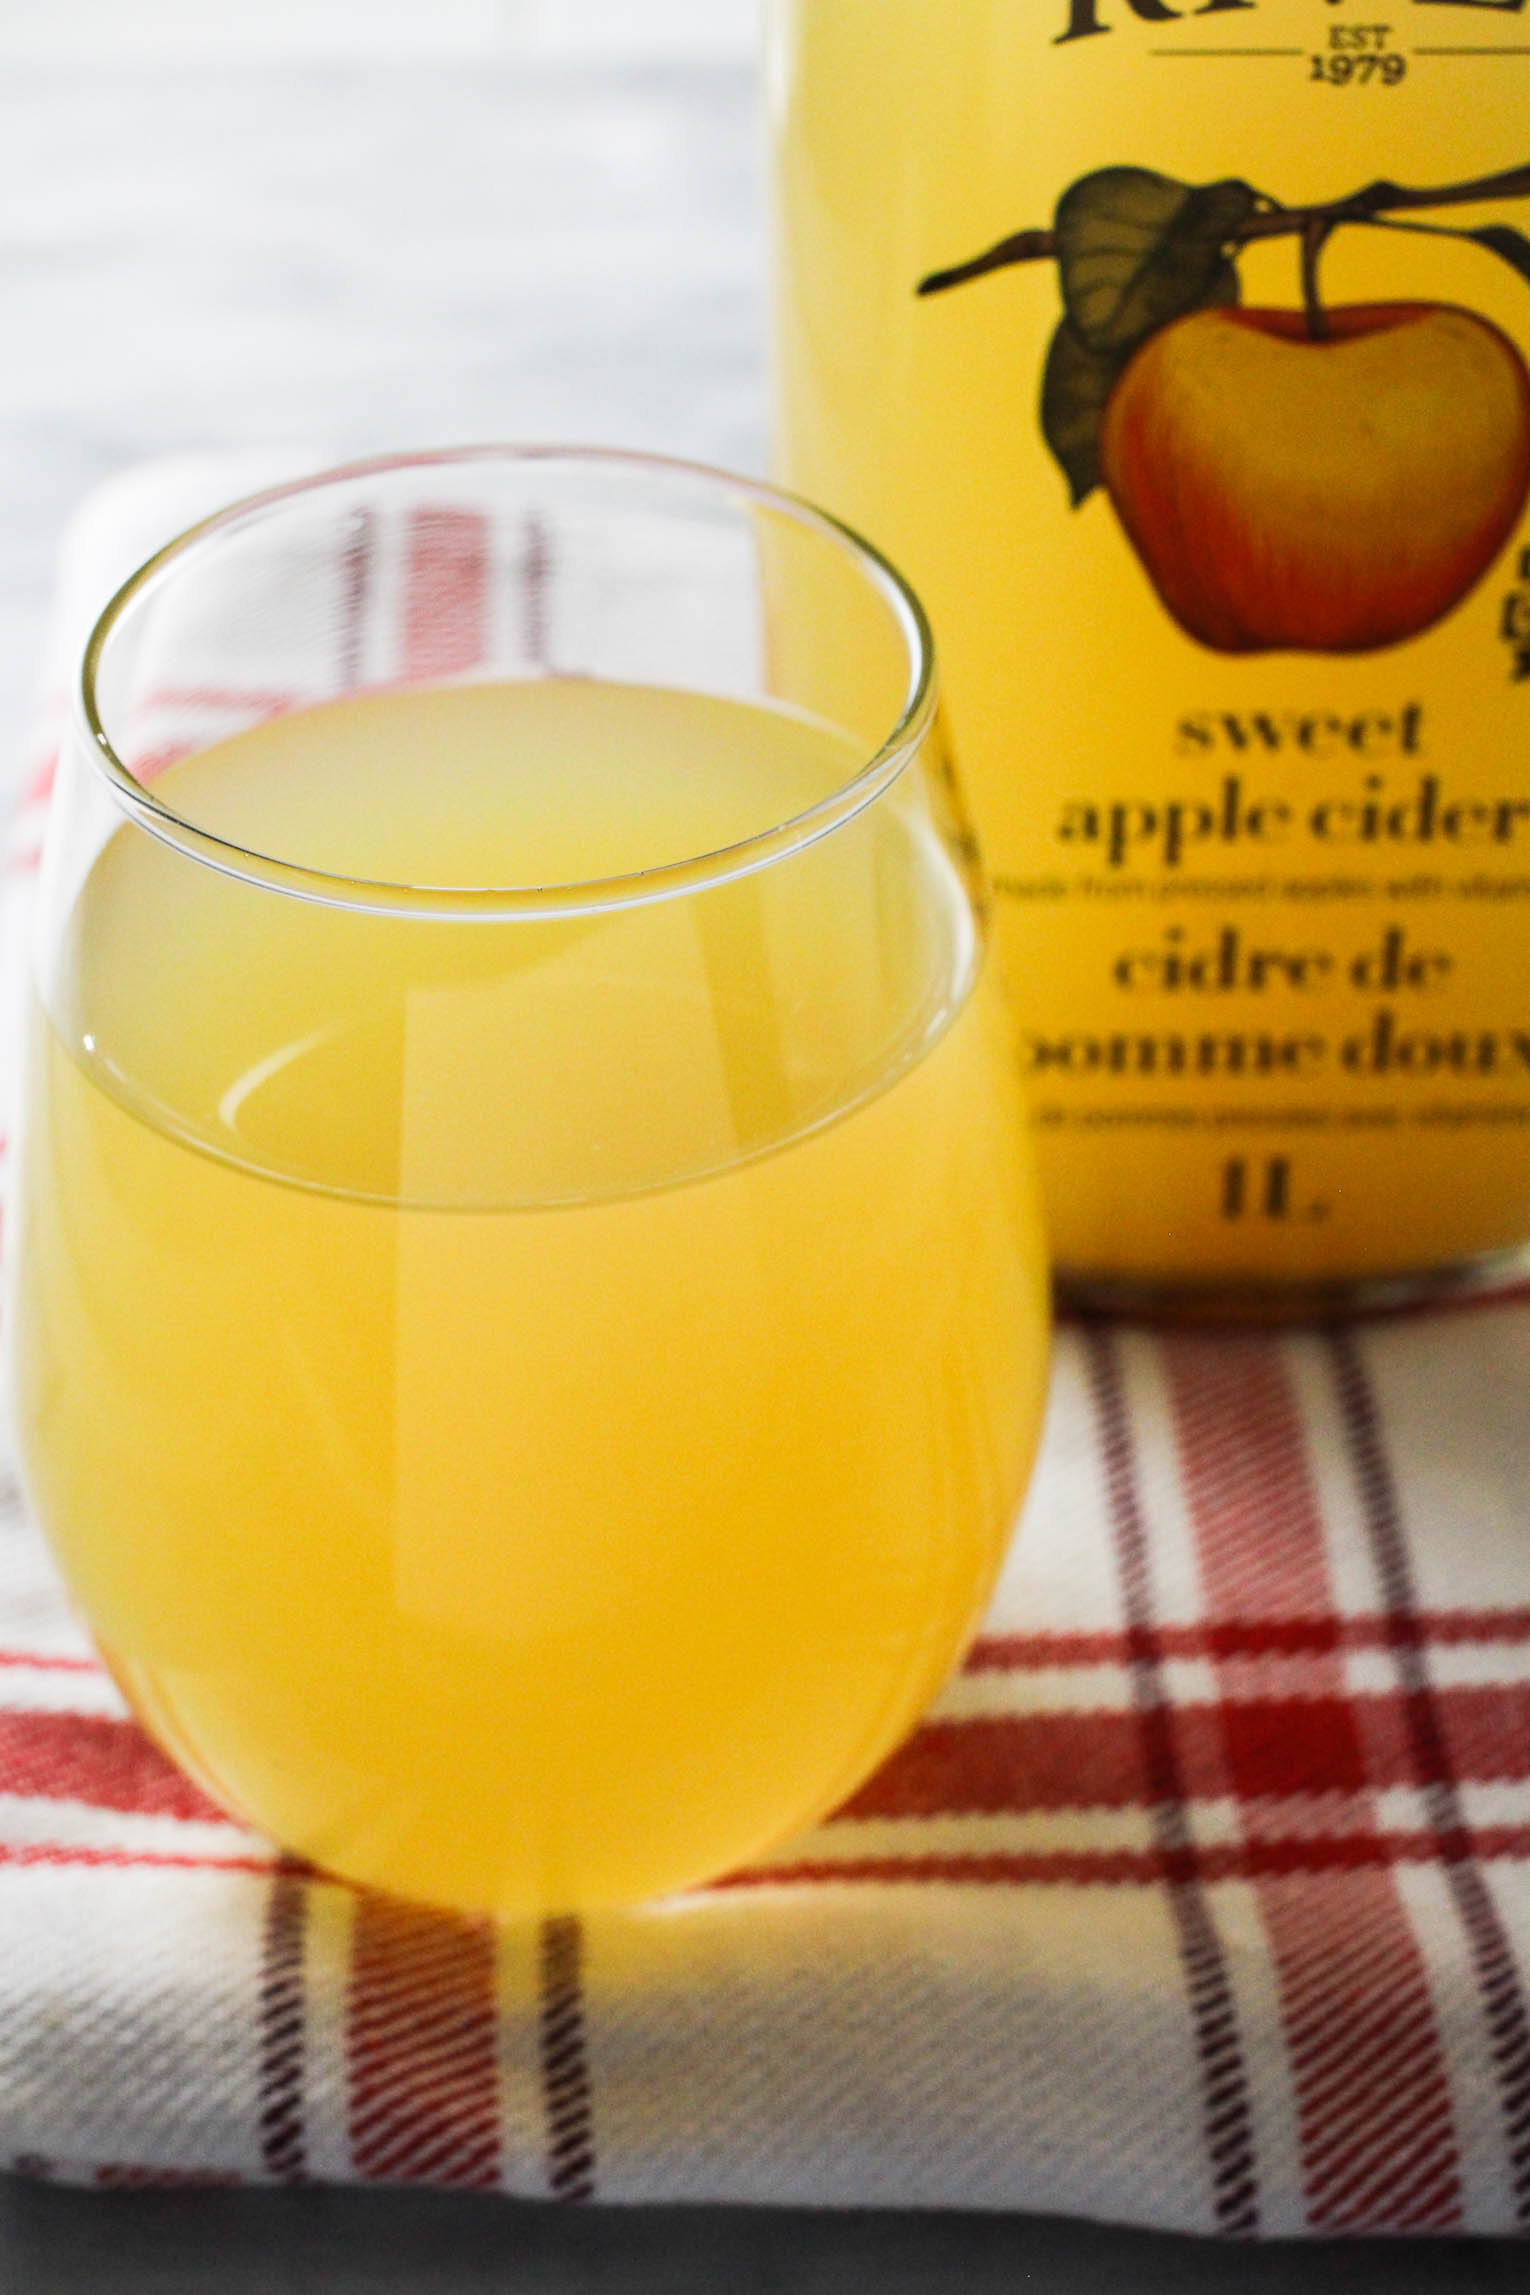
[0,0,764,763]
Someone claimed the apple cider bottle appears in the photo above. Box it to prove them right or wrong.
[771,0,1530,1316]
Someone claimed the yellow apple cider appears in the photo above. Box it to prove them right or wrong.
[773,0,1530,1305]
[11,679,1048,1916]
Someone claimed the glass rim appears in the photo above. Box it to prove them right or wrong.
[74,443,938,921]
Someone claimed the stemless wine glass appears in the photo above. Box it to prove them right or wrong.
[10,447,1050,1917]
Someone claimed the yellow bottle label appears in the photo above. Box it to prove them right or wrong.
[773,0,1530,1295]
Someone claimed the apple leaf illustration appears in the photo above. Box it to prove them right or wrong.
[1054,168,1262,359]
[1039,322,1123,507]
[1036,169,1256,498]
[1041,194,1242,503]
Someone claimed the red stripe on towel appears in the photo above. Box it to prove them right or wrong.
[402,508,489,681]
[1166,1334,1461,2236]
[723,1828,1530,1892]
[965,1608,1530,1673]
[347,1898,500,2189]
[0,1711,229,1823]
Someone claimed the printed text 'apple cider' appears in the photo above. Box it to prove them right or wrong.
[773,0,1530,1311]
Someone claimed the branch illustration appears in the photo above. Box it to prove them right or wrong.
[917,161,1530,298]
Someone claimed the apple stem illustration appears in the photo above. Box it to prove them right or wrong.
[917,161,1530,300]
[1300,218,1334,342]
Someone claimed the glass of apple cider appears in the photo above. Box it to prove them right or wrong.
[9,448,1050,1917]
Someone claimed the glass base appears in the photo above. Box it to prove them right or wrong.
[1055,1240,1530,1327]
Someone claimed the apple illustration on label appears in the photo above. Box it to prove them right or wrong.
[919,164,1530,655]
[1101,301,1530,652]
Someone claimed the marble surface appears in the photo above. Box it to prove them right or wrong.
[0,25,1516,2288]
[0,36,762,768]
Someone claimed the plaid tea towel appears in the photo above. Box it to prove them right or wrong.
[2,458,1530,2234]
